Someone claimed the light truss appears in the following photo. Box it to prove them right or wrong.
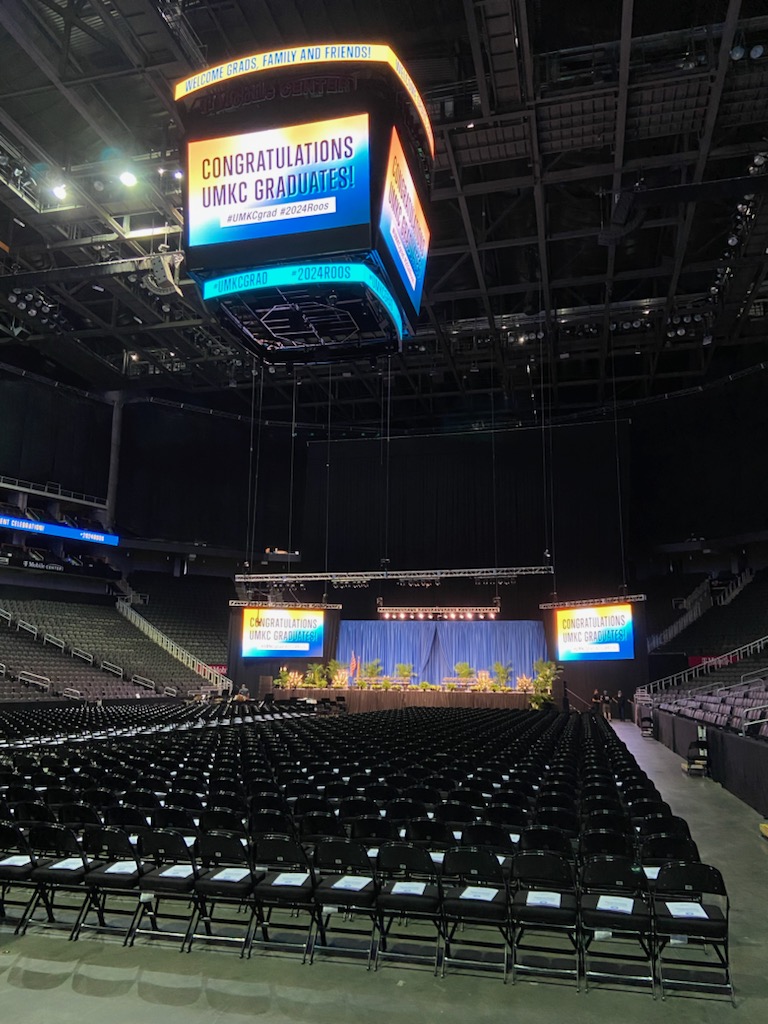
[228,601,342,609]
[235,565,554,586]
[538,594,646,610]
[378,600,500,619]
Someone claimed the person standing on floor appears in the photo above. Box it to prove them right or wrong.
[616,689,627,721]
[591,688,601,715]
[601,689,612,721]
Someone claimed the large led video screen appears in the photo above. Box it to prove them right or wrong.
[186,113,370,260]
[378,127,429,314]
[241,607,324,658]
[556,604,634,662]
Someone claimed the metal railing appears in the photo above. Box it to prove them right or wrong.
[16,619,38,638]
[0,473,106,508]
[646,577,713,652]
[101,660,124,678]
[132,674,156,692]
[715,568,755,606]
[19,671,50,692]
[43,633,65,650]
[641,632,768,696]
[116,599,233,693]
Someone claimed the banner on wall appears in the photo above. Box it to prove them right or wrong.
[556,604,634,662]
[186,113,370,250]
[241,607,324,658]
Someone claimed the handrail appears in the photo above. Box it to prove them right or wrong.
[646,632,768,694]
[19,670,50,691]
[740,666,767,683]
[0,608,11,625]
[43,633,65,650]
[116,599,233,693]
[61,687,83,700]
[564,686,591,710]
[646,577,713,652]
[16,619,38,638]
[0,472,106,508]
[0,662,5,678]
[101,660,124,678]
[131,674,156,691]
[71,647,94,664]
[715,568,755,606]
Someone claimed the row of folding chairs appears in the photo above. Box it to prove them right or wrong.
[0,822,731,1001]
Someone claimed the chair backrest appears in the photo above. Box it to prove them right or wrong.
[254,836,311,871]
[198,830,252,868]
[377,841,438,879]
[519,825,572,858]
[580,854,648,895]
[138,827,197,868]
[82,825,140,862]
[442,846,506,885]
[28,823,84,860]
[654,860,726,899]
[640,834,700,863]
[512,851,575,889]
[404,817,454,847]
[314,837,374,874]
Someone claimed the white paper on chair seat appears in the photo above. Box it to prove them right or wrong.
[0,855,30,867]
[392,881,426,896]
[526,891,561,908]
[182,835,197,848]
[452,830,463,840]
[461,886,498,901]
[105,860,137,875]
[212,867,250,883]
[642,866,660,880]
[366,848,379,859]
[509,833,521,844]
[331,875,372,891]
[273,871,309,886]
[52,857,82,871]
[429,851,445,864]
[596,895,634,914]
[666,901,708,919]
[159,864,193,878]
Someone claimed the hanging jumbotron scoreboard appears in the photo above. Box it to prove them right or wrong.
[175,44,433,344]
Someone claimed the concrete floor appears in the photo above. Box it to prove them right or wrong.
[1,721,766,1024]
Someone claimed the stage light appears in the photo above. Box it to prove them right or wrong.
[730,43,745,60]
[51,183,67,200]
[750,43,765,60]
[119,170,138,187]
[727,234,739,246]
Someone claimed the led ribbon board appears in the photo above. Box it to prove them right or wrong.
[556,604,634,662]
[174,44,435,158]
[187,113,370,250]
[0,515,119,547]
[203,262,405,339]
[242,607,324,658]
[379,127,430,313]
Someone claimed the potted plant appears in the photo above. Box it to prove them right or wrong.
[516,674,533,693]
[454,662,475,687]
[361,659,383,687]
[493,661,513,688]
[327,659,350,688]
[304,663,328,688]
[529,659,561,709]
[394,663,414,686]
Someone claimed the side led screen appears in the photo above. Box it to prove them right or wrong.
[0,514,119,547]
[242,607,324,658]
[556,604,634,662]
[187,113,370,255]
[378,127,429,313]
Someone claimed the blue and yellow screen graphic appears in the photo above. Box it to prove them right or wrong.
[242,607,325,658]
[379,127,429,312]
[187,113,370,249]
[556,604,634,662]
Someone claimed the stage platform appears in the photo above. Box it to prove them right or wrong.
[273,688,531,713]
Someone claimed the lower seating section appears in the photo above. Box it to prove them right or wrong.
[657,679,768,739]
[0,586,204,696]
[128,571,234,667]
[0,704,732,1000]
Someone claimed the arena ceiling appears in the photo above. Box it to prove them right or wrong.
[1,0,768,434]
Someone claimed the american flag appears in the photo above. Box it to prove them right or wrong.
[349,650,358,677]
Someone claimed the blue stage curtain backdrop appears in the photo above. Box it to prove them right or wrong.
[336,620,548,684]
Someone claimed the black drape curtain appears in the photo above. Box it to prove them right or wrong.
[301,422,628,597]
[0,377,111,496]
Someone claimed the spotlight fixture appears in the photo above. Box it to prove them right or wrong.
[51,183,67,200]
[750,43,765,60]
[730,43,745,60]
[119,170,138,187]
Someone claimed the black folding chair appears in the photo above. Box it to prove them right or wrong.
[441,847,512,981]
[374,842,443,973]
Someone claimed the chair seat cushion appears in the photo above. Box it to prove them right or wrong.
[512,890,577,926]
[314,875,378,908]
[581,894,652,934]
[253,871,315,903]
[653,900,727,939]
[194,866,262,899]
[139,865,197,893]
[377,882,441,916]
[443,885,509,923]
[85,860,146,889]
